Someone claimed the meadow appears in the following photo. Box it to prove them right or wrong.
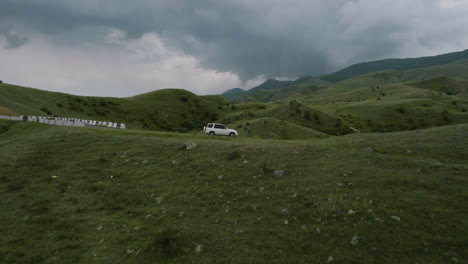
[0,121,466,263]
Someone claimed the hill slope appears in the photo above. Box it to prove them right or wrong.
[250,79,293,91]
[0,121,466,263]
[322,49,468,82]
[0,83,232,132]
[220,88,247,102]
[407,77,468,95]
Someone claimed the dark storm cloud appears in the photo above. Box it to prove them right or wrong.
[0,25,28,49]
[1,0,467,81]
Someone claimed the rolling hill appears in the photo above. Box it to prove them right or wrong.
[0,120,466,263]
[322,49,468,82]
[0,83,232,132]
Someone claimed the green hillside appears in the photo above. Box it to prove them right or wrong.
[249,79,293,91]
[219,88,247,102]
[223,77,329,103]
[228,117,327,139]
[222,58,468,104]
[407,77,468,95]
[322,49,468,82]
[0,83,231,132]
[0,121,466,263]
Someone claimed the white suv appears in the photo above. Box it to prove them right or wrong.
[203,123,238,137]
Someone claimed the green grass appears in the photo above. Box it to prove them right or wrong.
[0,83,233,132]
[228,117,328,139]
[322,49,468,82]
[0,121,466,263]
[407,77,468,95]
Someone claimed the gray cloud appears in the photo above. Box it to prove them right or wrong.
[0,25,28,49]
[1,0,468,95]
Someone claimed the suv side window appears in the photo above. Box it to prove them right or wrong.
[214,124,223,129]
[207,124,213,128]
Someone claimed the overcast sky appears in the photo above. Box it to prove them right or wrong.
[1,0,468,97]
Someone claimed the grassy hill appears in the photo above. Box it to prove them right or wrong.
[407,77,468,95]
[227,117,327,139]
[249,79,294,91]
[0,83,232,132]
[219,88,247,102]
[223,77,329,103]
[222,57,468,104]
[0,121,466,263]
[322,49,468,82]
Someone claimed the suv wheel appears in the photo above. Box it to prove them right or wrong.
[229,132,236,137]
[209,131,215,136]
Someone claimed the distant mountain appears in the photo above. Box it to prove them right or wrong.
[322,49,468,83]
[250,79,293,91]
[221,76,328,102]
[220,88,247,102]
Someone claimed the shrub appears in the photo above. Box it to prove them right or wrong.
[39,107,52,115]
[145,229,185,258]
[227,151,241,160]
[395,107,406,114]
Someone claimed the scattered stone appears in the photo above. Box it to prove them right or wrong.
[184,141,197,150]
[452,257,458,263]
[348,209,355,215]
[155,197,162,204]
[391,216,401,221]
[133,226,140,231]
[218,175,223,180]
[145,214,153,220]
[171,160,177,165]
[350,235,359,245]
[284,220,289,225]
[362,147,373,153]
[51,175,58,179]
[301,225,306,230]
[259,187,264,192]
[179,212,185,217]
[281,208,289,215]
[374,217,384,222]
[126,249,135,254]
[327,256,334,263]
[337,183,343,187]
[316,227,321,234]
[195,244,202,253]
[273,170,285,177]
[96,225,102,231]
[141,160,148,164]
